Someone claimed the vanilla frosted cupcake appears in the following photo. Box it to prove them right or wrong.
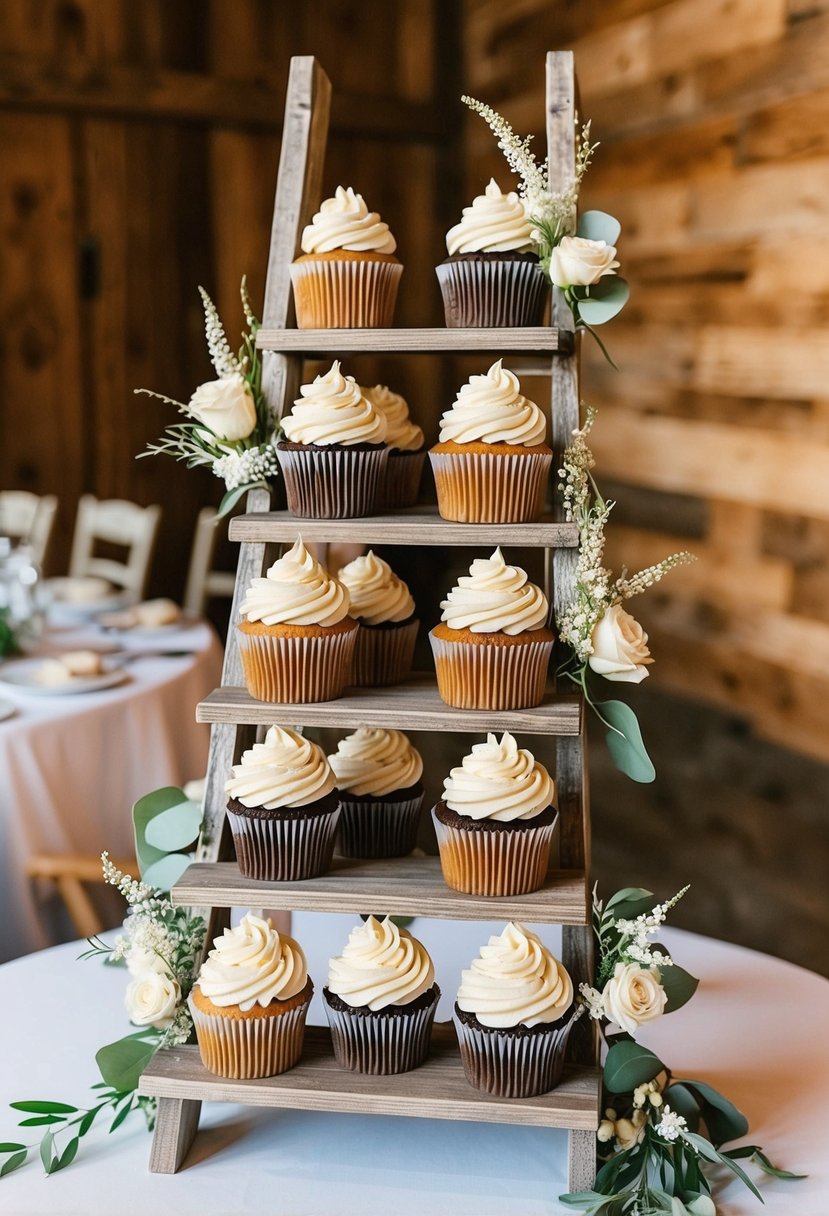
[189,913,313,1079]
[436,180,548,327]
[337,551,418,686]
[454,923,574,1096]
[237,537,357,702]
[429,547,553,710]
[329,728,424,857]
[432,732,557,896]
[323,916,439,1074]
[277,361,389,518]
[290,186,403,328]
[430,360,552,523]
[225,726,341,880]
[363,384,425,508]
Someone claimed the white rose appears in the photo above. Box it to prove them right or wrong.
[588,604,654,684]
[614,1109,646,1150]
[126,945,168,977]
[187,374,257,441]
[687,1198,717,1216]
[125,971,181,1029]
[549,235,620,287]
[603,961,667,1035]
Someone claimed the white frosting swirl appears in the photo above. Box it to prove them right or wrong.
[281,361,388,447]
[442,731,554,822]
[329,728,423,797]
[337,551,415,625]
[300,186,397,254]
[438,360,546,446]
[362,385,423,451]
[457,922,572,1028]
[225,725,336,808]
[196,913,308,1011]
[445,179,535,255]
[240,537,350,626]
[439,547,548,634]
[327,915,434,1010]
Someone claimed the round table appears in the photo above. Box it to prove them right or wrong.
[0,920,823,1215]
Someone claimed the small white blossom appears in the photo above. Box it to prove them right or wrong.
[212,443,279,492]
[199,286,240,377]
[655,1106,688,1142]
[579,981,606,1020]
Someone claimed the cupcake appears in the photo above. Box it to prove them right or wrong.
[237,537,358,702]
[328,728,424,858]
[436,179,548,327]
[189,913,313,1079]
[225,725,341,881]
[323,916,439,1074]
[362,384,425,508]
[337,551,418,686]
[453,922,574,1097]
[429,547,553,710]
[277,362,389,519]
[429,360,552,524]
[432,731,557,896]
[290,186,403,328]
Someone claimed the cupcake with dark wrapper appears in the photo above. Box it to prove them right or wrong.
[430,547,553,710]
[237,538,357,703]
[432,731,557,896]
[436,180,548,327]
[277,362,388,518]
[323,916,439,1074]
[454,922,574,1097]
[363,385,426,508]
[337,551,418,686]
[189,913,313,1079]
[225,725,340,880]
[329,728,424,857]
[290,186,402,328]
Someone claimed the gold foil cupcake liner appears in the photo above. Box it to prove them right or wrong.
[227,802,341,880]
[188,991,312,1079]
[431,807,555,896]
[435,257,549,328]
[452,1005,576,1097]
[429,630,553,710]
[338,791,424,858]
[350,618,418,687]
[276,444,389,519]
[429,449,552,523]
[379,450,426,509]
[324,987,440,1075]
[237,624,358,703]
[290,257,403,328]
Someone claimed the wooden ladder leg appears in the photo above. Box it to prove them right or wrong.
[567,1128,596,1191]
[148,1096,202,1174]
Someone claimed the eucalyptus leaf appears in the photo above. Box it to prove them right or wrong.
[96,1036,158,1092]
[683,1132,725,1166]
[143,801,201,852]
[605,889,658,921]
[0,1143,25,1154]
[17,1116,64,1128]
[661,964,700,1014]
[39,1130,55,1173]
[576,277,630,326]
[559,1192,609,1207]
[682,1080,749,1145]
[140,852,192,892]
[217,482,262,519]
[577,210,621,245]
[604,1040,664,1092]
[53,1136,80,1172]
[724,1146,807,1180]
[664,1082,702,1132]
[11,1101,77,1114]
[109,1101,134,1134]
[133,786,191,877]
[598,699,656,783]
[0,1151,27,1178]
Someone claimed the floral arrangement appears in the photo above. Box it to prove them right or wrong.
[136,277,279,517]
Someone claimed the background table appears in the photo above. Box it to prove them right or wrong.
[0,920,823,1215]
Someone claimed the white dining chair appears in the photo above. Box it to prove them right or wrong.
[0,490,58,566]
[183,507,237,615]
[68,494,162,598]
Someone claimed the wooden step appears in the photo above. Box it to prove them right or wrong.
[255,327,572,356]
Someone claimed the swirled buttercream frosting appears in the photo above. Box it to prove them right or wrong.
[437,360,546,446]
[281,361,388,447]
[439,547,548,635]
[362,385,423,451]
[457,922,572,1028]
[442,731,554,822]
[327,915,434,1010]
[196,913,308,1011]
[239,537,350,627]
[329,728,423,797]
[225,725,336,809]
[300,186,397,254]
[445,179,535,255]
[337,551,415,625]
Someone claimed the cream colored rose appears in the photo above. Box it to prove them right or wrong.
[188,374,257,441]
[125,971,181,1029]
[603,961,667,1035]
[549,235,620,287]
[126,946,168,978]
[615,1109,646,1150]
[588,604,654,684]
[686,1197,717,1216]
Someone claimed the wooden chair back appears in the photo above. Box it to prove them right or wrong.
[68,494,162,597]
[183,507,237,616]
[0,490,58,566]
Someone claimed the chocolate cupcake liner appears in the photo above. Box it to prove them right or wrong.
[429,630,553,710]
[431,807,555,896]
[338,791,424,858]
[453,1006,576,1097]
[324,987,440,1074]
[379,449,426,509]
[350,618,419,687]
[276,444,389,519]
[237,623,357,703]
[435,257,549,328]
[188,990,311,1079]
[290,257,403,328]
[429,449,552,523]
[227,803,341,881]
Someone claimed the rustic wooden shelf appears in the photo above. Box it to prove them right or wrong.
[256,326,572,356]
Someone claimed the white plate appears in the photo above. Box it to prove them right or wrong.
[0,657,128,696]
[0,698,17,721]
[44,579,130,620]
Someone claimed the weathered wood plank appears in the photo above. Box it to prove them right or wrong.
[147,1096,201,1174]
[256,327,572,354]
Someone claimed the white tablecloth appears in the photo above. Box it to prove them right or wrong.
[0,922,824,1215]
[0,621,222,961]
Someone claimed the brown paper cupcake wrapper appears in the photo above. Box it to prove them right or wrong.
[429,630,553,710]
[227,803,341,880]
[290,257,403,328]
[276,445,389,519]
[429,449,552,523]
[431,807,555,896]
[237,624,357,702]
[324,988,440,1075]
[435,258,549,328]
[379,450,426,509]
[350,618,419,686]
[452,1007,576,1097]
[189,992,311,1079]
[338,791,424,858]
